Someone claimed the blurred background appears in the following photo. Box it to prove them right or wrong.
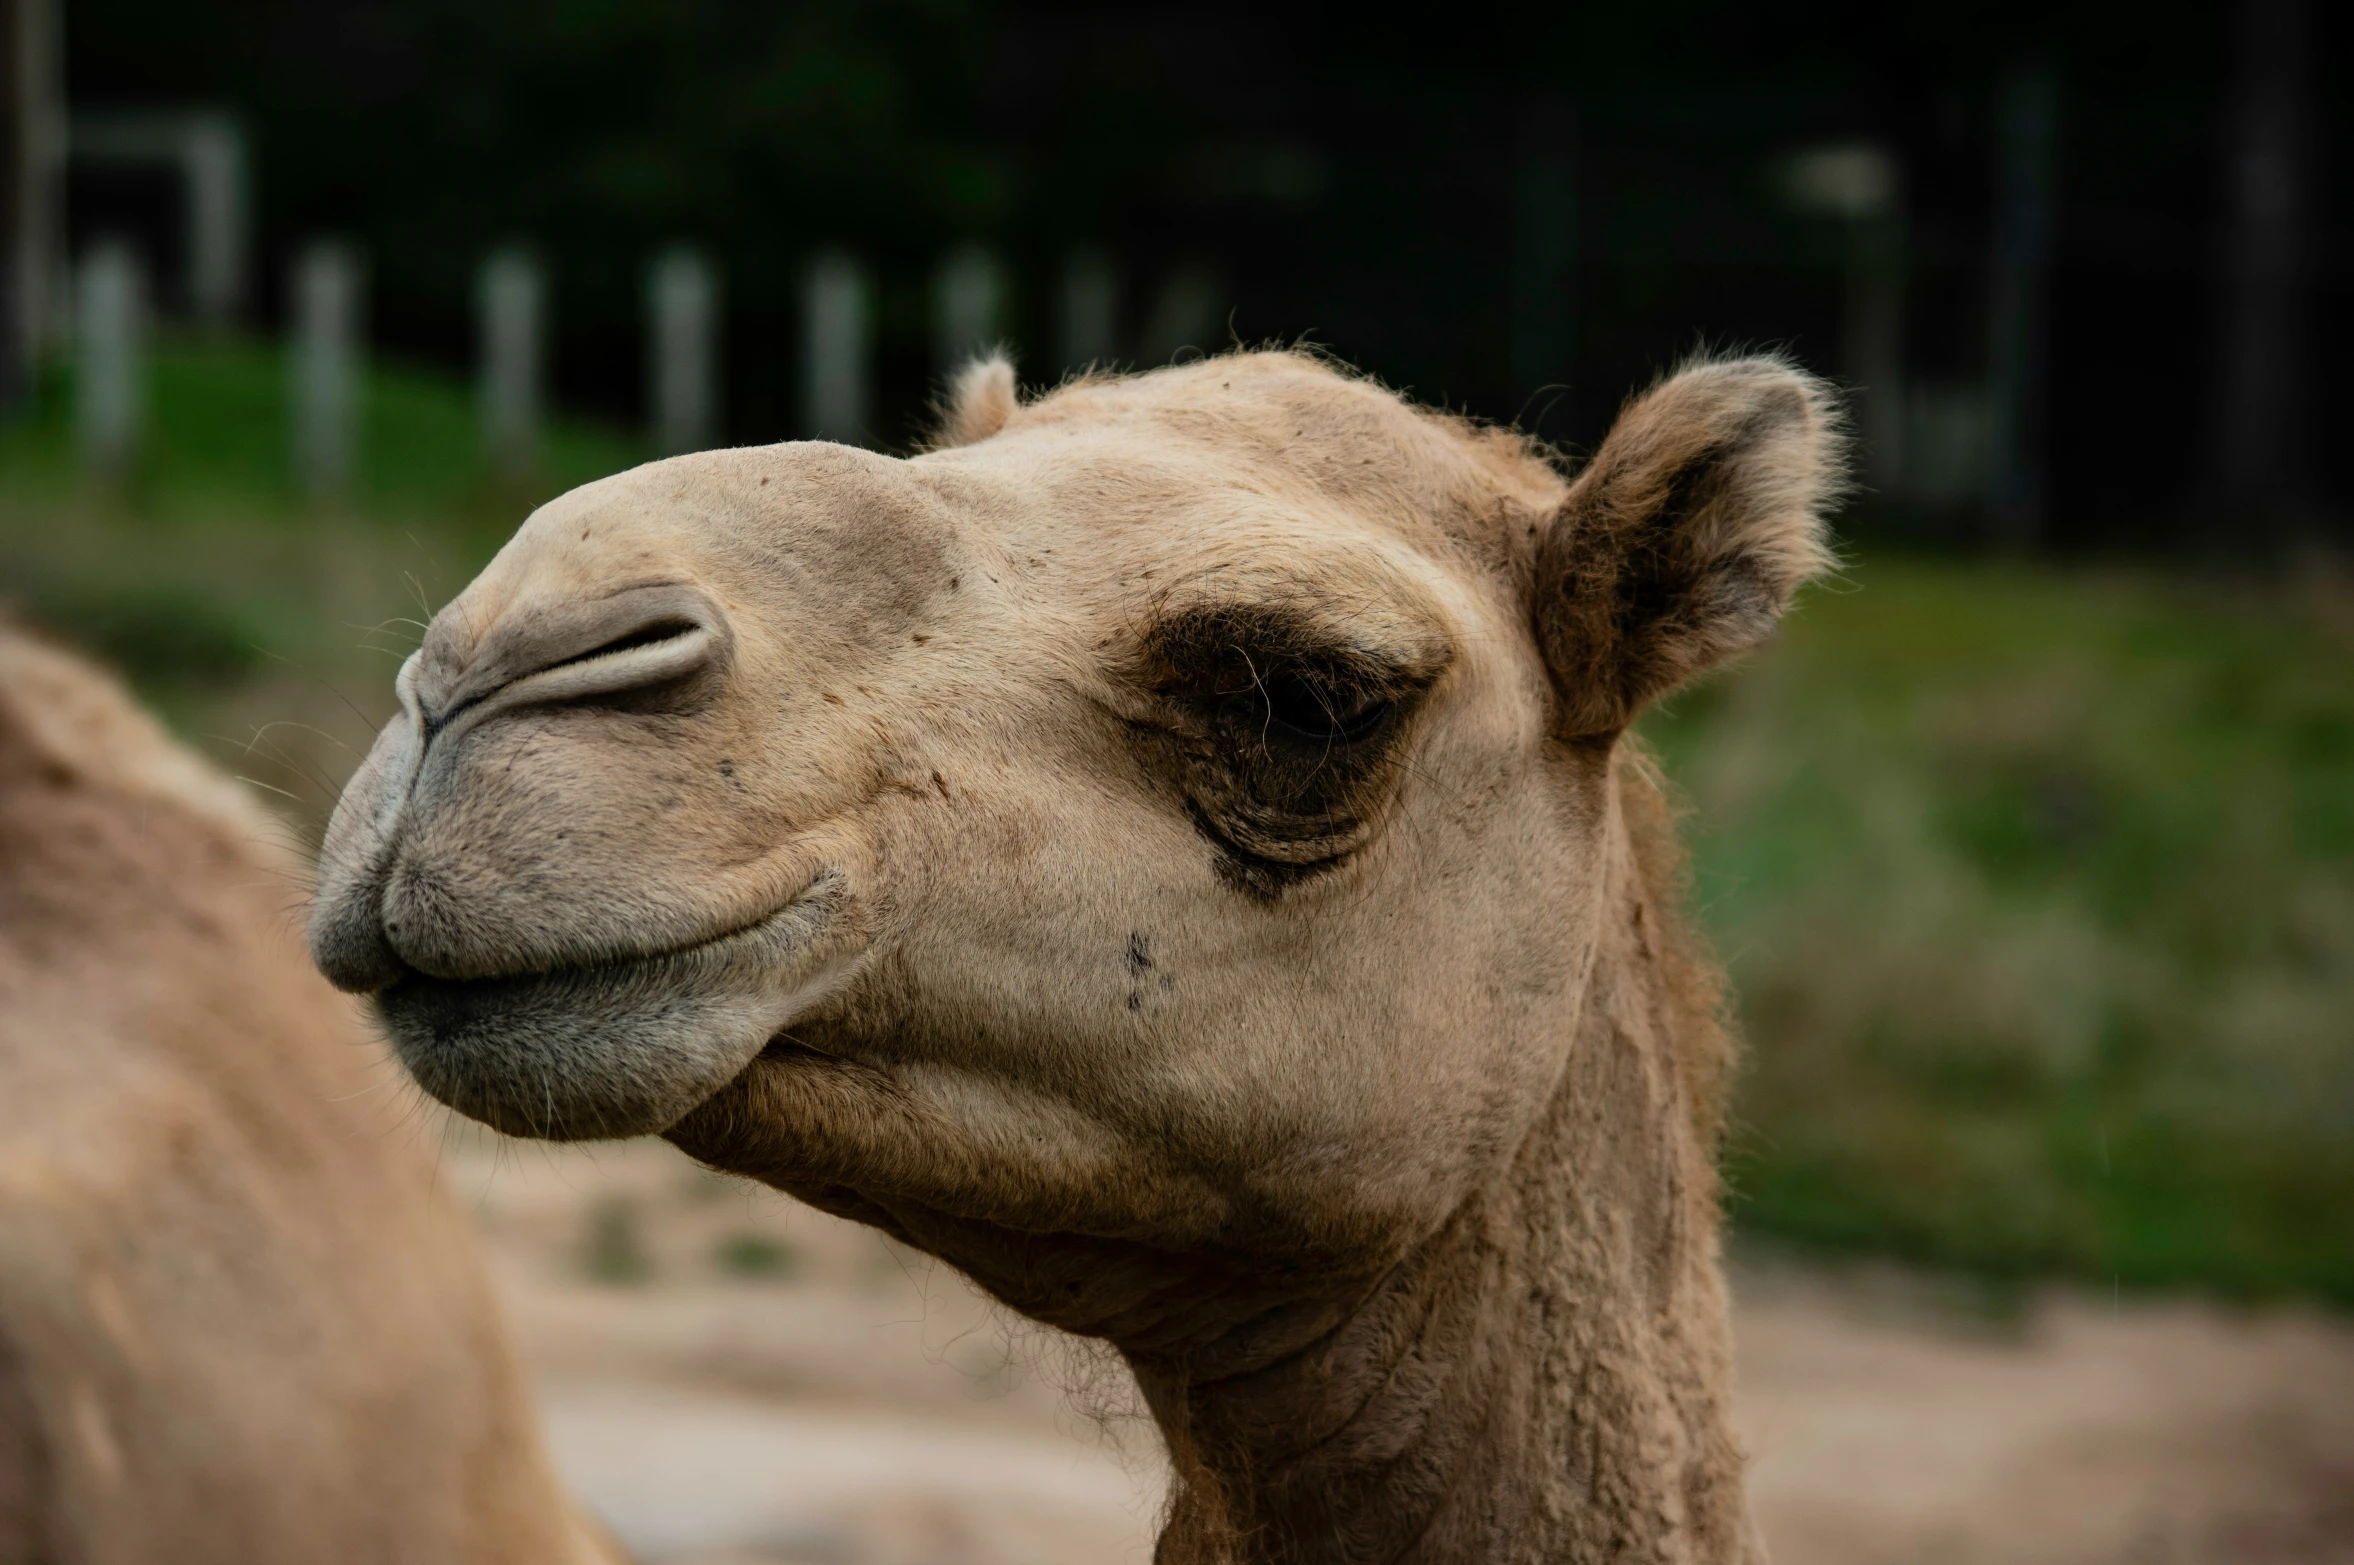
[2,2,2350,1561]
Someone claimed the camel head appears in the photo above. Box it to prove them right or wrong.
[311,350,1838,1362]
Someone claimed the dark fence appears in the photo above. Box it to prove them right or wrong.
[52,0,2352,552]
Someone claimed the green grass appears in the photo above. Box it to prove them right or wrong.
[1,334,642,520]
[0,335,642,705]
[5,341,2348,1303]
[0,338,645,824]
[715,1232,801,1279]
[1644,562,2354,1303]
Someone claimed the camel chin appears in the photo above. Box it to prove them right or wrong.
[373,869,853,1140]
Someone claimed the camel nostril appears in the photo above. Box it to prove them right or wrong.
[417,581,733,737]
[548,618,703,670]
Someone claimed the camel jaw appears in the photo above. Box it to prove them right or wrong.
[372,871,858,1141]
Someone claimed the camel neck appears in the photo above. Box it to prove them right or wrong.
[1133,848,1754,1565]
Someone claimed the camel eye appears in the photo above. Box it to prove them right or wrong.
[1256,671,1390,745]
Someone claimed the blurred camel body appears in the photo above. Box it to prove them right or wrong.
[0,628,618,1564]
[312,350,1842,1562]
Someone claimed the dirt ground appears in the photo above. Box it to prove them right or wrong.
[435,1129,2354,1565]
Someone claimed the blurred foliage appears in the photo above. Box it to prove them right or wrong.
[79,0,1002,240]
[5,342,2348,1303]
[1646,562,2354,1303]
[715,1232,801,1279]
[584,1195,653,1284]
[24,576,276,690]
[73,0,2229,258]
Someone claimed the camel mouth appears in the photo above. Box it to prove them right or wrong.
[372,870,855,1141]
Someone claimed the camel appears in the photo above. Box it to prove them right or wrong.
[0,626,619,1563]
[310,348,1841,1563]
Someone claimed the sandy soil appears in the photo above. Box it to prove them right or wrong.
[434,1131,2354,1565]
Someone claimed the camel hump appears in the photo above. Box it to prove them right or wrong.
[0,620,323,1151]
[0,623,299,877]
[0,624,617,1564]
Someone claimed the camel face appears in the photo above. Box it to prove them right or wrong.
[314,351,1836,1342]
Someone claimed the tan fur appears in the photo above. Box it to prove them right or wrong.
[0,628,619,1563]
[311,349,1841,1563]
[1535,357,1843,737]
[930,353,1019,448]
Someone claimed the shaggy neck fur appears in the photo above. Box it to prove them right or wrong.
[1138,764,1750,1565]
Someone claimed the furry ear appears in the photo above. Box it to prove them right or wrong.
[1532,356,1843,738]
[930,353,1018,448]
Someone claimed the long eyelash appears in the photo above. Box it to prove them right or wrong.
[1237,645,1275,751]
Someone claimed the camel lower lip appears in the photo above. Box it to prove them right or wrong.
[373,870,852,1141]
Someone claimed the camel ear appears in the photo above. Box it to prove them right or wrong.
[1532,357,1842,738]
[929,353,1018,448]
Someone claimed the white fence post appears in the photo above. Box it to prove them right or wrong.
[648,247,719,456]
[76,239,144,476]
[932,243,1002,376]
[185,113,247,328]
[1784,143,1906,493]
[802,249,868,444]
[1057,247,1117,372]
[478,246,545,479]
[291,240,363,497]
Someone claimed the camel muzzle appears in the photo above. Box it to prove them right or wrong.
[369,870,856,1140]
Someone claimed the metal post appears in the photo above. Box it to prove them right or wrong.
[1057,247,1117,373]
[76,239,142,475]
[801,248,868,444]
[932,243,1002,377]
[1985,60,2060,548]
[478,246,544,479]
[648,246,719,456]
[291,240,363,497]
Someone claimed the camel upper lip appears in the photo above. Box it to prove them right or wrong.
[379,869,848,997]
